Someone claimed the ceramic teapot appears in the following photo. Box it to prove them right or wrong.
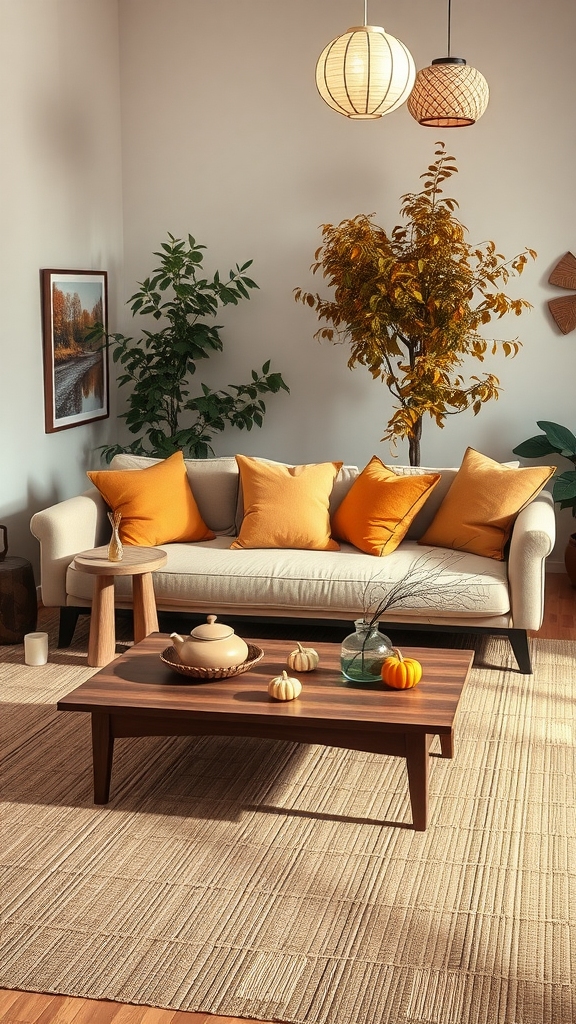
[170,615,249,669]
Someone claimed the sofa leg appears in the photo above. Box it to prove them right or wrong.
[508,629,532,674]
[58,607,82,648]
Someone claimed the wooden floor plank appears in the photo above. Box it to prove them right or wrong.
[0,990,22,1017]
[167,1013,213,1023]
[0,994,273,1024]
[1,991,61,1024]
[2,576,574,1024]
[105,1003,152,1024]
[138,1007,187,1023]
[35,995,90,1024]
[63,999,120,1024]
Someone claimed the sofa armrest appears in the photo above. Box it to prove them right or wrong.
[30,489,109,607]
[507,490,556,630]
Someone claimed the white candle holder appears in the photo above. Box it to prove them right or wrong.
[24,632,49,666]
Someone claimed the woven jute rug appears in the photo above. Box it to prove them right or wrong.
[1,611,575,1024]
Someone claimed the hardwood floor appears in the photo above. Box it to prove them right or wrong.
[2,574,574,1024]
[530,570,576,640]
[0,990,267,1023]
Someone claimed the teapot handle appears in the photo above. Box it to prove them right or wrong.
[0,524,7,562]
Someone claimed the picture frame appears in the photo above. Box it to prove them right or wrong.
[41,269,109,433]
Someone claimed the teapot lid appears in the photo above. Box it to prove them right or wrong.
[190,614,235,641]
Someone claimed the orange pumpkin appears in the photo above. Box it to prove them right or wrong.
[381,648,422,689]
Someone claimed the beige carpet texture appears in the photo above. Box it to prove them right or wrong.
[1,612,575,1024]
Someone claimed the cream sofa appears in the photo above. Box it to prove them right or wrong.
[30,454,556,673]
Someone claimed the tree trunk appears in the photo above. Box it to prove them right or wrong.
[408,416,422,466]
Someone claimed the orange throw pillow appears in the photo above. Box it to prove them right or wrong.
[418,447,555,560]
[331,457,441,556]
[87,451,214,546]
[231,455,342,550]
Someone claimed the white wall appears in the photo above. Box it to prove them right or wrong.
[116,0,576,569]
[0,0,124,572]
[2,0,575,576]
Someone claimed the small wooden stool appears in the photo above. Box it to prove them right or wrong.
[73,545,167,667]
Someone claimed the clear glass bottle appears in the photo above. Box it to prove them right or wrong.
[341,619,393,682]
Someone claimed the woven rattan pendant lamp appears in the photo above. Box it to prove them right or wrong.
[316,1,415,119]
[408,0,489,127]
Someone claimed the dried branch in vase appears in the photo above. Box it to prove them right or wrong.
[360,551,502,628]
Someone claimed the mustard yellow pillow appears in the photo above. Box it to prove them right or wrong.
[231,455,342,550]
[331,457,441,556]
[418,447,555,560]
[87,451,215,546]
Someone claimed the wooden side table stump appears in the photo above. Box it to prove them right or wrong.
[73,545,167,667]
[0,525,38,644]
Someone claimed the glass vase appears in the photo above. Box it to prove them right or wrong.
[107,510,123,562]
[341,619,393,682]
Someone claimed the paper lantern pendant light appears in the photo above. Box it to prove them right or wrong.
[408,57,489,127]
[316,5,415,119]
[408,1,489,127]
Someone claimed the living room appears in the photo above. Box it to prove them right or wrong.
[1,1,575,1022]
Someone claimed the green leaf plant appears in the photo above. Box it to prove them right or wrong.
[513,421,576,520]
[88,233,289,462]
[295,143,536,466]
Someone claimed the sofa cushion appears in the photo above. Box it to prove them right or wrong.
[109,453,239,535]
[231,455,342,550]
[394,466,461,539]
[331,456,441,556]
[419,448,555,560]
[234,457,359,534]
[391,460,521,539]
[87,452,215,547]
[66,538,511,621]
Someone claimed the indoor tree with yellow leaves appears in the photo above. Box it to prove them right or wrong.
[295,143,536,466]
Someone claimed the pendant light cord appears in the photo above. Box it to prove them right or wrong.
[447,0,452,56]
[364,0,368,27]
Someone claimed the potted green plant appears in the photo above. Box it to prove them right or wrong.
[295,142,536,466]
[513,421,576,585]
[89,233,289,461]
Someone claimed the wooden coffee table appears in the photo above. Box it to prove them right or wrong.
[57,635,474,830]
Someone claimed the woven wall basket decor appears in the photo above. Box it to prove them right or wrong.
[548,251,576,334]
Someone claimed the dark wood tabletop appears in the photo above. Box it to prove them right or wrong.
[57,633,474,735]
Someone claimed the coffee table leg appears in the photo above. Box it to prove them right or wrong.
[92,713,114,804]
[88,575,116,667]
[440,731,454,758]
[132,572,159,643]
[405,733,430,831]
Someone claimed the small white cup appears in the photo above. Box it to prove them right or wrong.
[24,632,49,666]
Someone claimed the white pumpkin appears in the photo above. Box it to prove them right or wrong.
[286,642,319,672]
[268,670,302,701]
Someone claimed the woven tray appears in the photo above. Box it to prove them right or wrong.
[160,643,264,680]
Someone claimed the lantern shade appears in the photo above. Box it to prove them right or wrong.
[316,26,416,119]
[407,58,489,127]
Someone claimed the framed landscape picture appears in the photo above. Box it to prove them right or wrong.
[41,269,109,433]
